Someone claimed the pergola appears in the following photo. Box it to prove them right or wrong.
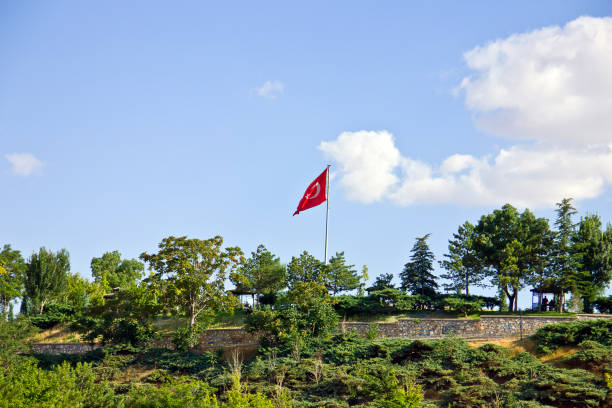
[230,288,257,307]
[530,282,571,312]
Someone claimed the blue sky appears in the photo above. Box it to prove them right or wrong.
[2,1,612,308]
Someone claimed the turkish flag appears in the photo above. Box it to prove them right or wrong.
[293,168,328,215]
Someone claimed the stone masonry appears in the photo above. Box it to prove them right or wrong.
[31,314,612,354]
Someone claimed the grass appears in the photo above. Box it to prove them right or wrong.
[153,310,247,335]
[32,324,86,343]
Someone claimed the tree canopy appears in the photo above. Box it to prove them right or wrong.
[0,244,25,315]
[230,244,286,305]
[440,221,485,296]
[91,250,144,289]
[21,247,70,315]
[324,251,360,295]
[400,234,438,297]
[286,251,325,288]
[140,235,242,329]
[473,204,551,311]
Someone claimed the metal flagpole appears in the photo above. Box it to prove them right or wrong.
[324,165,330,264]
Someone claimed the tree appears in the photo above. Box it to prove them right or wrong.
[230,244,286,306]
[324,251,360,295]
[140,235,242,329]
[547,198,582,312]
[473,204,551,311]
[21,248,70,315]
[286,251,325,288]
[0,245,26,316]
[573,214,612,312]
[400,234,438,297]
[368,273,395,293]
[91,250,144,289]
[440,221,485,295]
[357,265,369,296]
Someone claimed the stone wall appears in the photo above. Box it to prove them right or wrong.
[343,314,610,340]
[31,314,612,355]
[32,342,102,355]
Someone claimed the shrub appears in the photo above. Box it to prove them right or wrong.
[444,297,482,317]
[172,327,201,352]
[29,302,75,329]
[534,318,612,353]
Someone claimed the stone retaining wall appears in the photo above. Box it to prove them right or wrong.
[31,314,612,354]
[32,342,102,355]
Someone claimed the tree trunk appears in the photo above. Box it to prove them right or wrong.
[189,303,196,329]
[39,300,46,315]
[465,275,470,296]
[503,287,514,312]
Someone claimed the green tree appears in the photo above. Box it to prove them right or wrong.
[286,251,325,288]
[357,265,369,296]
[91,250,144,289]
[21,247,70,315]
[324,251,360,295]
[140,235,242,329]
[473,204,551,311]
[400,234,438,296]
[60,272,106,313]
[439,221,485,295]
[573,214,612,312]
[230,244,286,306]
[368,273,395,293]
[0,245,26,316]
[547,198,583,312]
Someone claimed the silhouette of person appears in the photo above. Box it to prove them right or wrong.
[542,296,548,312]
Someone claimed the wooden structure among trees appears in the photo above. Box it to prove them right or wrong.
[531,284,571,311]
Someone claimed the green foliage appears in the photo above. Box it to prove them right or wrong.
[367,273,395,293]
[565,340,612,372]
[141,235,242,329]
[440,221,485,296]
[400,234,438,297]
[172,326,202,352]
[473,204,552,311]
[593,295,612,313]
[444,296,482,317]
[286,251,325,288]
[29,302,75,329]
[21,247,71,315]
[230,244,286,306]
[0,359,117,408]
[0,317,36,367]
[245,282,338,346]
[0,244,26,315]
[573,215,612,312]
[91,250,144,290]
[324,252,360,295]
[76,285,160,346]
[534,318,612,353]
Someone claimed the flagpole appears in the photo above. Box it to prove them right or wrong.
[324,164,330,264]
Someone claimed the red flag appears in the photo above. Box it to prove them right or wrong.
[293,168,328,216]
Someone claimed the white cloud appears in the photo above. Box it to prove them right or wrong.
[254,80,285,99]
[459,16,612,145]
[319,131,401,203]
[5,153,44,176]
[320,132,612,208]
[320,17,612,208]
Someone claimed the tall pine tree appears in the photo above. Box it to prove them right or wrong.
[400,234,438,297]
[439,221,485,295]
[548,198,582,312]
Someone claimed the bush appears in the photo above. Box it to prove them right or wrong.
[29,302,75,329]
[534,318,612,353]
[592,296,612,314]
[444,297,482,317]
[172,327,201,352]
